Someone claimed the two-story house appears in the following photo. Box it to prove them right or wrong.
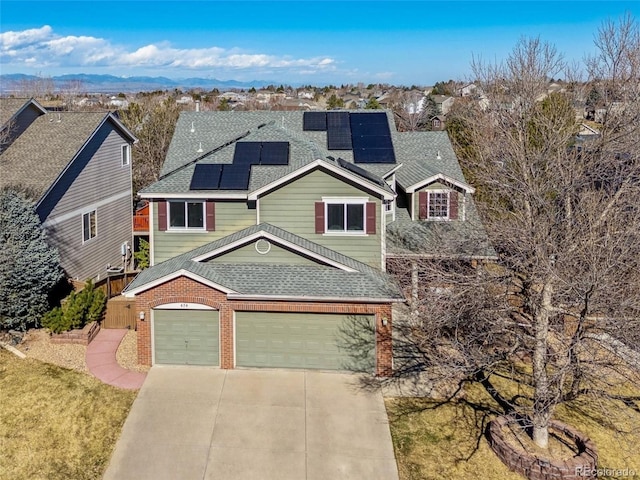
[123,110,494,376]
[0,98,138,282]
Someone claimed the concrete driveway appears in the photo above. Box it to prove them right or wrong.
[103,367,399,480]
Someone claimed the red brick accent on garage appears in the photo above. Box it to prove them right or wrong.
[135,276,394,376]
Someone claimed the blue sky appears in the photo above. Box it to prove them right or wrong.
[1,1,639,86]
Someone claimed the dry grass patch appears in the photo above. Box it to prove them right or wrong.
[0,350,136,480]
[386,379,640,480]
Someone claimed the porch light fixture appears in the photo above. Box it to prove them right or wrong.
[139,311,145,321]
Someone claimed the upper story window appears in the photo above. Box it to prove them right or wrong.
[428,192,449,218]
[418,190,459,221]
[169,201,204,229]
[315,198,376,235]
[327,202,365,232]
[82,210,97,242]
[157,200,215,232]
[121,144,130,166]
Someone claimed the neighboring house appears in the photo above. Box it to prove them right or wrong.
[123,110,494,375]
[458,83,478,97]
[430,115,446,131]
[431,95,455,115]
[0,98,138,282]
[108,96,129,108]
[0,97,47,151]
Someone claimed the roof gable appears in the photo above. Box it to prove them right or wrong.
[405,173,474,194]
[248,159,395,201]
[0,98,46,128]
[0,111,136,200]
[204,239,321,266]
[123,223,403,300]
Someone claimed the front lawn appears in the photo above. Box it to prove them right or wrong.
[0,350,136,480]
[386,380,640,480]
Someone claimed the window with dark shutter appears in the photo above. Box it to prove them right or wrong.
[366,202,376,234]
[315,202,325,233]
[449,192,459,220]
[418,191,428,219]
[157,201,167,231]
[206,200,215,231]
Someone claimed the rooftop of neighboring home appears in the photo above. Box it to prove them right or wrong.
[0,97,43,126]
[0,108,135,200]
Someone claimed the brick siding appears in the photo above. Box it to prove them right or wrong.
[135,276,393,376]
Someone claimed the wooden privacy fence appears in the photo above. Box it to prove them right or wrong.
[96,272,138,329]
[103,295,137,329]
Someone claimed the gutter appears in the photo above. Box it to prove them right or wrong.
[226,294,406,304]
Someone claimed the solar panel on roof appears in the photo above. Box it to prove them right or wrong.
[327,111,350,129]
[190,164,223,190]
[327,112,352,150]
[352,135,393,150]
[336,157,388,187]
[353,148,396,164]
[233,142,262,164]
[350,112,388,125]
[260,142,289,165]
[303,112,327,131]
[350,121,391,136]
[348,112,396,163]
[327,132,352,150]
[218,164,251,190]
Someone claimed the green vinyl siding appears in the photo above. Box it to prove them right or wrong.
[153,200,256,264]
[153,309,219,365]
[207,240,319,266]
[235,312,375,372]
[259,169,383,268]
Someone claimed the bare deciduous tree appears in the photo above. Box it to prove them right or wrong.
[389,90,434,132]
[119,96,182,194]
[391,20,640,454]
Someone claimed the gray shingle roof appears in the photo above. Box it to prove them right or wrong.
[144,110,401,195]
[0,98,35,127]
[148,110,472,197]
[0,112,108,199]
[386,201,497,259]
[125,222,403,301]
[392,131,468,190]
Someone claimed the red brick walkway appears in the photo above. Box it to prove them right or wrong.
[85,329,146,390]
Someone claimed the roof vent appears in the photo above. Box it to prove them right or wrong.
[195,100,200,112]
[190,122,195,133]
[197,142,203,153]
[436,150,441,160]
[57,113,61,123]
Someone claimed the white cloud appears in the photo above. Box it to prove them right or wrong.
[0,25,337,77]
[0,25,53,50]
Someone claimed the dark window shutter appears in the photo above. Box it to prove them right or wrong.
[158,200,167,231]
[315,202,325,234]
[366,202,376,234]
[449,191,458,220]
[206,200,215,231]
[418,192,427,220]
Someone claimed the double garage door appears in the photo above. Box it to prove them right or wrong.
[153,309,375,372]
[236,312,375,372]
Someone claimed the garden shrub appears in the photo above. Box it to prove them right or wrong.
[42,280,107,333]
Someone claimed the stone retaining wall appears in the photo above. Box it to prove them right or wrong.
[487,415,598,480]
[50,321,100,345]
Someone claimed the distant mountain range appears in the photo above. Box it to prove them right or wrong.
[0,73,277,94]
